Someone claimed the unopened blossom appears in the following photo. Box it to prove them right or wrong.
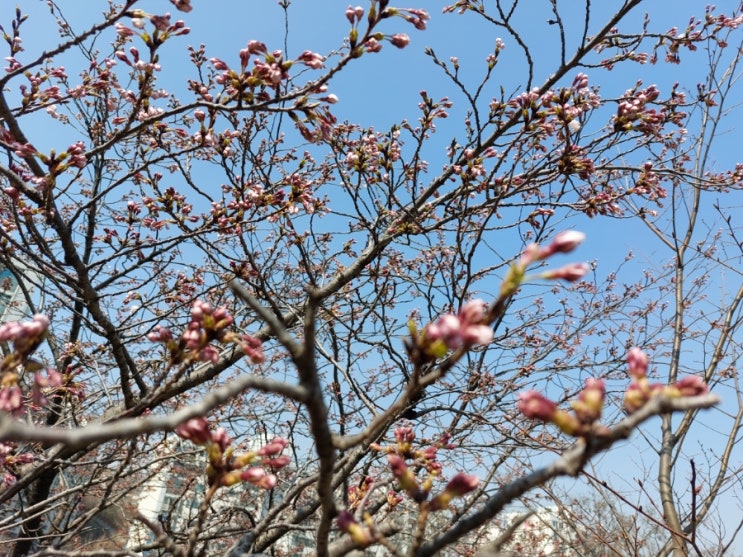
[394,426,415,446]
[365,38,382,53]
[429,472,479,511]
[297,50,325,69]
[31,369,63,406]
[669,375,709,397]
[517,390,557,421]
[388,453,423,500]
[540,230,586,257]
[175,417,212,445]
[540,262,590,282]
[337,511,374,547]
[424,299,493,353]
[211,427,231,452]
[258,437,288,456]
[170,0,193,12]
[571,378,605,424]
[390,34,410,48]
[626,346,648,379]
[0,386,23,415]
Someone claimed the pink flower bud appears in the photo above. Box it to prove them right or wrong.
[548,230,586,254]
[262,455,291,469]
[337,511,374,546]
[176,417,212,445]
[345,6,356,23]
[258,437,288,456]
[240,467,266,484]
[443,472,479,497]
[211,427,231,452]
[627,347,648,379]
[394,426,415,444]
[670,375,709,397]
[517,391,557,421]
[541,262,590,282]
[390,33,410,48]
[387,454,423,500]
[571,378,605,424]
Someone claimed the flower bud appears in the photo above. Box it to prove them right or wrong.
[175,417,212,445]
[517,391,557,421]
[627,347,648,379]
[668,375,709,397]
[571,378,605,424]
[541,262,589,282]
[337,511,374,547]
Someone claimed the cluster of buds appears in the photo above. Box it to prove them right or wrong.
[148,300,265,366]
[623,347,709,413]
[405,232,587,365]
[501,230,589,297]
[0,315,66,416]
[0,314,49,373]
[338,427,478,548]
[115,11,190,48]
[406,299,493,361]
[371,426,478,510]
[176,417,289,489]
[518,378,607,436]
[346,4,428,54]
[518,347,711,435]
[0,442,34,487]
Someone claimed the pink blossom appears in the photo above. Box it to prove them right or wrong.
[443,472,479,496]
[211,427,231,452]
[394,426,415,444]
[517,391,557,421]
[0,387,23,415]
[258,437,288,456]
[297,50,325,69]
[169,0,193,12]
[571,378,605,423]
[426,299,493,350]
[390,34,411,48]
[365,38,383,53]
[542,230,586,257]
[239,466,266,484]
[541,262,590,282]
[672,375,709,397]
[175,417,212,445]
[627,347,648,379]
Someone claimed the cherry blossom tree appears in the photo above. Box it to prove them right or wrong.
[0,1,739,556]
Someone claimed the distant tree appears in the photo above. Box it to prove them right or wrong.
[0,1,739,556]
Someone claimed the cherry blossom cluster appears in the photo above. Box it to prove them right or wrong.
[0,442,33,487]
[375,427,478,511]
[147,300,265,366]
[613,83,669,136]
[408,299,492,360]
[500,73,600,137]
[518,378,607,437]
[501,230,589,298]
[346,3,429,55]
[339,426,478,547]
[623,347,709,413]
[518,347,710,435]
[407,231,588,364]
[176,417,289,489]
[0,315,65,416]
[115,12,190,48]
